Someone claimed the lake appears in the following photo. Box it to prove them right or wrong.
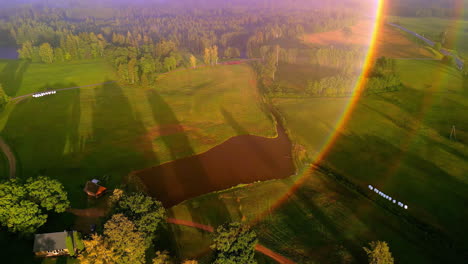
[136,123,295,207]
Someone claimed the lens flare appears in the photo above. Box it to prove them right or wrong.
[249,0,385,225]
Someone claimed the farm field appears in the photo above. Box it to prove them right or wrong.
[0,59,116,97]
[388,16,468,58]
[159,59,468,264]
[167,167,450,264]
[0,61,276,208]
[272,59,468,255]
[304,20,438,58]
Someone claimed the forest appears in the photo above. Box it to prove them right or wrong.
[0,0,364,87]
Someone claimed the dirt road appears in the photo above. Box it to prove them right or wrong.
[166,217,295,264]
[0,136,16,178]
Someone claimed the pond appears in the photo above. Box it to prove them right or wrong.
[0,47,18,59]
[136,123,295,207]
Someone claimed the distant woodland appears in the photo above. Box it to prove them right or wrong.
[0,0,366,86]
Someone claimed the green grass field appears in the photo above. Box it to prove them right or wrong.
[389,16,468,58]
[168,169,448,263]
[0,61,275,204]
[0,60,276,263]
[274,59,467,258]
[0,59,116,97]
[167,59,468,263]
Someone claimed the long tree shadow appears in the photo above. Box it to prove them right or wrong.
[139,90,210,207]
[0,60,30,97]
[142,90,232,260]
[325,133,468,248]
[2,82,81,180]
[254,179,365,263]
[87,82,159,185]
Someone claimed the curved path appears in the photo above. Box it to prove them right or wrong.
[0,136,16,178]
[166,217,295,264]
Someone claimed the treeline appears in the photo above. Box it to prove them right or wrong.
[17,32,106,63]
[258,55,402,98]
[387,0,465,18]
[306,57,402,97]
[107,41,186,86]
[3,5,361,60]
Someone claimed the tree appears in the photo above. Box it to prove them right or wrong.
[104,214,147,264]
[117,192,165,236]
[25,176,70,213]
[204,47,211,65]
[363,241,394,264]
[164,56,177,72]
[152,251,173,264]
[128,58,139,84]
[211,45,219,65]
[78,234,119,264]
[211,222,257,264]
[0,200,47,234]
[0,84,10,108]
[224,47,240,58]
[0,177,69,234]
[18,41,34,60]
[182,261,198,264]
[189,54,197,68]
[39,43,54,64]
[434,42,442,51]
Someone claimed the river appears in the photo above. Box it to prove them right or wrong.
[136,123,295,207]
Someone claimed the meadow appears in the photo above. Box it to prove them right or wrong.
[274,59,467,258]
[0,59,116,97]
[0,60,276,207]
[389,16,468,58]
[0,59,277,263]
[165,59,467,263]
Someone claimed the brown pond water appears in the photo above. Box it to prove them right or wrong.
[136,124,295,207]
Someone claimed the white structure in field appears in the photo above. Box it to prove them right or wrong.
[368,185,408,210]
[32,90,56,98]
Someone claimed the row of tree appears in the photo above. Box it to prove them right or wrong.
[305,57,402,97]
[17,32,107,63]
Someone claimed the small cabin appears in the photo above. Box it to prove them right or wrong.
[83,180,107,198]
[33,231,70,257]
